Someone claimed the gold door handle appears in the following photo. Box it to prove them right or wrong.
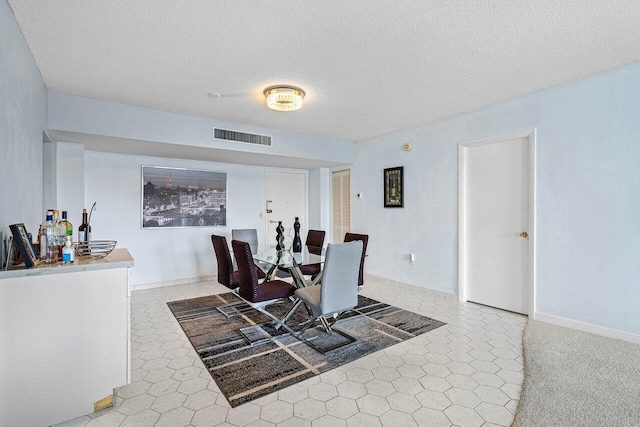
[269,220,278,224]
[520,231,528,238]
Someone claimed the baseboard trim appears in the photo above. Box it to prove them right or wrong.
[535,311,640,345]
[364,274,457,301]
[131,275,214,291]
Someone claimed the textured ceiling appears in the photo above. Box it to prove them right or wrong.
[8,1,640,142]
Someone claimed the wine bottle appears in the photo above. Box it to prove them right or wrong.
[78,208,91,243]
[61,210,73,238]
[53,210,65,261]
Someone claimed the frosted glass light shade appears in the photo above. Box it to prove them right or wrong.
[263,86,305,112]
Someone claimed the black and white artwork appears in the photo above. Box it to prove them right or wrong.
[142,166,227,228]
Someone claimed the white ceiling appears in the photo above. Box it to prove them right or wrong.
[8,1,640,142]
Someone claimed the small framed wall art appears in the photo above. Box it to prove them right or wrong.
[384,166,404,208]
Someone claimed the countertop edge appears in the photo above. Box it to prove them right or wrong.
[0,248,134,280]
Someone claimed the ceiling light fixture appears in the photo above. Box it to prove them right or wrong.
[263,85,305,112]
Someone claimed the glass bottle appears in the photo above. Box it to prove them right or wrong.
[53,210,65,261]
[78,208,91,256]
[39,209,53,259]
[78,208,91,243]
[44,214,56,263]
[61,210,73,238]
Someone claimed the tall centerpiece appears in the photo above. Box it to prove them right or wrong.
[292,217,302,253]
[275,221,285,251]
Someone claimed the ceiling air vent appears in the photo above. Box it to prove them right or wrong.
[214,128,271,146]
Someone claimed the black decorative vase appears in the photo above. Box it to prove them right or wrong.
[292,217,302,253]
[276,221,285,251]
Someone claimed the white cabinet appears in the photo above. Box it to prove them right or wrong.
[0,249,134,426]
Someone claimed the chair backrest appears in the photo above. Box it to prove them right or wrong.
[305,230,325,254]
[232,229,258,254]
[211,234,236,289]
[320,241,363,315]
[344,232,369,286]
[231,239,260,302]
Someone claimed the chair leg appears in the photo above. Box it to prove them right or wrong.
[274,299,303,330]
[255,305,300,337]
[308,271,323,286]
[319,316,332,332]
[297,315,319,335]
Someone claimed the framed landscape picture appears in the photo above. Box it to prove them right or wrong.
[384,166,404,208]
[142,166,227,228]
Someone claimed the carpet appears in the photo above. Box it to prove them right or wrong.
[167,292,445,407]
[512,320,640,427]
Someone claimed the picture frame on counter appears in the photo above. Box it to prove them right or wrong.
[9,223,38,268]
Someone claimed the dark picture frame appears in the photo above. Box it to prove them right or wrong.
[384,166,404,208]
[142,166,227,228]
[9,223,38,268]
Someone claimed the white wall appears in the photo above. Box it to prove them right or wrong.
[85,150,307,286]
[308,168,331,238]
[48,92,354,166]
[0,0,47,235]
[352,62,640,335]
[42,140,57,214]
[56,141,85,229]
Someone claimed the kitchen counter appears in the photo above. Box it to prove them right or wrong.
[0,247,134,279]
[0,248,134,426]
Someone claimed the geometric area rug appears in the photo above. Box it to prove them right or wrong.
[167,292,445,407]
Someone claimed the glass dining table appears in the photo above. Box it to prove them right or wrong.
[253,244,325,288]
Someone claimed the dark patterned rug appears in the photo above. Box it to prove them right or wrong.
[167,292,445,407]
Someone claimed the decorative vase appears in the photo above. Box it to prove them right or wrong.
[292,217,302,253]
[276,221,285,250]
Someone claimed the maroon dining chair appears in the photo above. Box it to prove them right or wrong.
[276,229,326,279]
[299,230,325,276]
[211,234,239,290]
[344,232,369,288]
[211,234,264,290]
[232,239,295,309]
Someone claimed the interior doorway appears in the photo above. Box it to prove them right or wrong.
[458,130,536,316]
[265,169,307,247]
[331,170,350,244]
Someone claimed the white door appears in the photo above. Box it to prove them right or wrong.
[461,132,533,315]
[266,170,307,247]
[332,170,350,243]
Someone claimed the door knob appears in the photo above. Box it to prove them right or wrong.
[520,231,528,238]
[269,220,278,224]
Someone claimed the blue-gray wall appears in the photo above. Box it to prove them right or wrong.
[0,0,47,235]
[353,62,640,335]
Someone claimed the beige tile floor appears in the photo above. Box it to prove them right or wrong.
[56,277,526,427]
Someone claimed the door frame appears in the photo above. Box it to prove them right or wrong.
[264,168,309,245]
[458,129,537,318]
